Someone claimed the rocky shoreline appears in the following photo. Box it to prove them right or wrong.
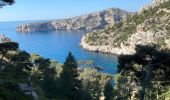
[81,25,170,56]
[0,34,11,43]
[16,0,170,56]
[80,0,170,55]
[80,35,135,55]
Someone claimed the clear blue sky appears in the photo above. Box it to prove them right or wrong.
[0,0,152,22]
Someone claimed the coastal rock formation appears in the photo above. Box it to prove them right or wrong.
[0,34,11,43]
[81,0,170,55]
[81,28,168,55]
[139,0,170,13]
[81,35,135,55]
[16,8,131,32]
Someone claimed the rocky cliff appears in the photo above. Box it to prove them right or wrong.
[16,8,131,32]
[81,0,170,55]
[139,0,170,13]
[0,34,11,43]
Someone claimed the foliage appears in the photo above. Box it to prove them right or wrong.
[113,73,121,82]
[59,52,87,100]
[0,81,33,100]
[0,0,15,7]
[115,45,170,100]
[0,42,33,99]
[0,41,113,100]
[0,42,18,60]
[79,68,113,100]
[104,80,113,100]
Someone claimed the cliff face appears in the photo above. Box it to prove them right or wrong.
[81,0,170,55]
[16,8,131,32]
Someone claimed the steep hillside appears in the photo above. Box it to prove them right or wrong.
[81,0,170,55]
[139,0,170,13]
[16,8,131,32]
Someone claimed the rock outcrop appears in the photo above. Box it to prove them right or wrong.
[81,35,135,55]
[81,0,170,55]
[0,34,11,43]
[139,0,170,13]
[16,8,131,32]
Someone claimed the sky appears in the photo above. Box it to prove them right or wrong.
[0,0,152,22]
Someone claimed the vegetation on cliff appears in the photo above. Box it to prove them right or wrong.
[16,8,131,32]
[1,0,170,99]
[83,0,170,54]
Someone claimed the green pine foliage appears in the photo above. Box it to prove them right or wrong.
[59,52,88,100]
[104,80,113,100]
[114,45,170,100]
[0,42,112,100]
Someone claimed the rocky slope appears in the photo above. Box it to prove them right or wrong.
[0,34,11,43]
[139,0,170,13]
[81,0,170,55]
[16,8,131,32]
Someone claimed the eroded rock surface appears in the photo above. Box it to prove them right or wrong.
[16,8,131,32]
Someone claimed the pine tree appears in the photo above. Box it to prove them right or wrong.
[118,45,170,100]
[104,80,113,100]
[0,42,18,60]
[59,52,83,100]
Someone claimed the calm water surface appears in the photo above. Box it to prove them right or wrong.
[0,21,118,74]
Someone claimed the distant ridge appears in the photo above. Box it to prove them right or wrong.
[16,8,132,32]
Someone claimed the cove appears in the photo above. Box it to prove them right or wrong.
[0,21,118,74]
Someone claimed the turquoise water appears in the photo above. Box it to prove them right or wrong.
[0,21,118,74]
